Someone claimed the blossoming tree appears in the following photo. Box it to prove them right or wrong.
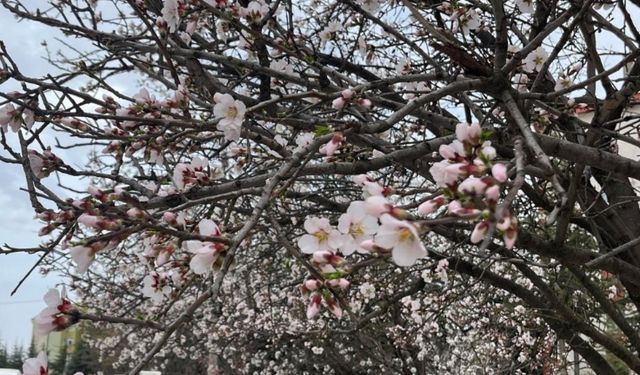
[2,0,640,373]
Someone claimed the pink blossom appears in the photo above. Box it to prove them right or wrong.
[298,217,342,254]
[241,1,270,22]
[319,133,344,156]
[163,211,177,224]
[418,195,446,216]
[185,219,224,275]
[87,185,107,202]
[504,230,517,249]
[447,200,481,217]
[364,195,392,217]
[0,103,20,132]
[213,93,246,141]
[523,47,549,72]
[172,157,210,190]
[28,149,59,179]
[34,289,77,334]
[127,207,145,219]
[69,245,96,274]
[311,250,344,267]
[133,88,156,105]
[161,0,180,33]
[430,161,465,187]
[374,214,427,266]
[22,352,49,375]
[359,239,376,252]
[77,213,100,228]
[337,201,379,255]
[455,122,482,144]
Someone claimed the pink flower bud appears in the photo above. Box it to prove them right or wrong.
[312,250,334,264]
[163,211,177,224]
[326,278,350,290]
[492,163,508,183]
[72,199,91,210]
[458,177,487,196]
[332,97,346,109]
[303,279,322,291]
[77,213,100,228]
[357,98,372,108]
[319,134,343,156]
[448,200,480,217]
[324,294,343,318]
[470,221,489,243]
[439,144,456,160]
[306,293,322,319]
[87,185,104,199]
[38,224,55,236]
[126,207,144,219]
[468,123,482,141]
[36,210,55,221]
[497,216,511,231]
[157,250,171,266]
[504,230,517,249]
[341,88,354,99]
[418,196,445,216]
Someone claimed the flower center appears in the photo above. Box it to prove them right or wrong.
[226,106,238,118]
[350,223,365,237]
[314,230,328,242]
[398,227,414,242]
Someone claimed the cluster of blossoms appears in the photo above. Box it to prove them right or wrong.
[99,86,190,164]
[137,216,226,304]
[297,183,431,318]
[331,88,372,110]
[34,288,79,334]
[425,122,516,248]
[302,267,350,319]
[173,156,215,191]
[436,3,482,35]
[158,0,271,34]
[319,21,343,43]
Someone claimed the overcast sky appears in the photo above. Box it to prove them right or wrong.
[0,1,146,349]
[0,10,61,349]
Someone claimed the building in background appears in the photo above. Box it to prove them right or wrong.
[31,320,80,366]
